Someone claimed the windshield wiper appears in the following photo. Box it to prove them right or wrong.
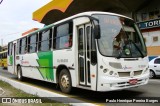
[129,40,144,58]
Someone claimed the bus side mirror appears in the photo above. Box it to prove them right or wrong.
[94,25,101,39]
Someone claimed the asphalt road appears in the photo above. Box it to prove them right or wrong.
[0,68,160,106]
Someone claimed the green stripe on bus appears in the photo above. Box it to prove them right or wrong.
[10,56,13,65]
[37,51,54,81]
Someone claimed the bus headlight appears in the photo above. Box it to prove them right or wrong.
[103,69,108,73]
[109,71,114,75]
[103,69,119,77]
[114,72,119,77]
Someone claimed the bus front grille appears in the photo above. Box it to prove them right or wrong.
[134,70,143,76]
[118,70,143,77]
[118,72,130,77]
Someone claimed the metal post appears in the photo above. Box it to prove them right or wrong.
[1,39,3,47]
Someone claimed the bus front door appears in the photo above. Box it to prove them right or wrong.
[8,43,16,74]
[78,23,92,87]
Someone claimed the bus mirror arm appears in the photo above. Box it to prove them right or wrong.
[94,25,101,39]
[91,50,97,64]
[88,16,100,39]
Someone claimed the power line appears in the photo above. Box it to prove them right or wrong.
[0,30,29,38]
[0,27,42,38]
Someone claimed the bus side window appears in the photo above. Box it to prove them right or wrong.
[91,27,97,65]
[8,42,13,56]
[53,27,57,49]
[49,29,52,49]
[86,26,91,59]
[53,22,73,50]
[38,29,52,52]
[7,44,9,56]
[28,34,37,53]
[17,40,19,55]
[19,37,27,54]
[19,39,22,54]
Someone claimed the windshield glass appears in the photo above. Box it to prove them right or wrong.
[93,14,147,58]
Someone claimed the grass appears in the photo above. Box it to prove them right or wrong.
[0,80,71,106]
[0,80,36,97]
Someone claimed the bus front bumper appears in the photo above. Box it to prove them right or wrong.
[97,73,149,91]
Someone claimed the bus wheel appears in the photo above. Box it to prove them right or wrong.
[59,69,72,93]
[17,66,23,81]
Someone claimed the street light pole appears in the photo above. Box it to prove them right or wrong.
[1,39,3,47]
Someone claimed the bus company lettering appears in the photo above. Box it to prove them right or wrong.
[57,59,68,63]
[123,65,132,70]
[144,20,160,28]
[21,60,29,64]
[138,19,160,29]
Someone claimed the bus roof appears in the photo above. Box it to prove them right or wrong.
[9,11,133,42]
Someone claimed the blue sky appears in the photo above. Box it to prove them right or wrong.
[0,0,51,45]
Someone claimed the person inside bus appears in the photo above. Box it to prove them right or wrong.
[113,34,121,50]
[64,35,72,48]
[25,46,28,53]
[112,30,123,55]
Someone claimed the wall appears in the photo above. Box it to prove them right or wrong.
[136,0,160,22]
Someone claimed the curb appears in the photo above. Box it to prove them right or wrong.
[0,75,96,106]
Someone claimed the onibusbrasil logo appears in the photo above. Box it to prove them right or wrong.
[0,0,3,4]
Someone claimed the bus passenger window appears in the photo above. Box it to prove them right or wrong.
[53,22,73,49]
[28,34,37,53]
[64,35,72,48]
[8,43,13,56]
[19,37,27,54]
[38,29,51,52]
[78,28,83,56]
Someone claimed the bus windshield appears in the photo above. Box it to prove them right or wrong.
[93,14,147,58]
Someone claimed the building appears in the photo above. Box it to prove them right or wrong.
[22,28,38,36]
[32,0,160,60]
[33,0,153,25]
[136,0,160,60]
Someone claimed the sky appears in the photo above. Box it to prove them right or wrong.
[0,0,51,46]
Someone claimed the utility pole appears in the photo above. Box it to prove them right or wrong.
[1,39,3,47]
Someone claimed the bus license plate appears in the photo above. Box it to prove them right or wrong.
[129,79,138,85]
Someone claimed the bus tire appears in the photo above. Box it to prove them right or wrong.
[59,69,72,93]
[17,66,23,81]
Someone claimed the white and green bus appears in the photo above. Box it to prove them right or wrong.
[7,12,149,93]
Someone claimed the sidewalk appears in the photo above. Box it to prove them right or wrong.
[0,80,70,106]
[0,73,96,106]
